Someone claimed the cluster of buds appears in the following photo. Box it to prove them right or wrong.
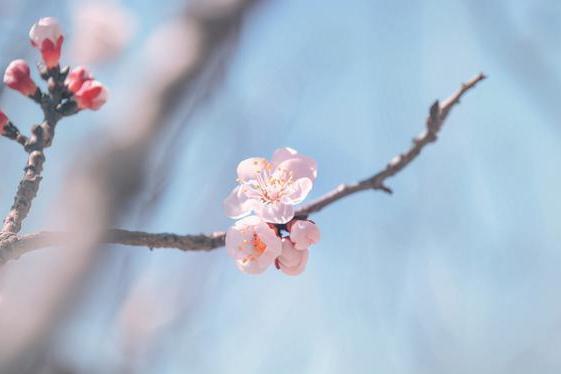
[1,17,108,141]
[224,148,321,276]
[65,66,107,110]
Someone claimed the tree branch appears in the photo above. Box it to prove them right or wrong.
[0,73,486,262]
[0,230,227,261]
[2,72,67,234]
[296,72,487,216]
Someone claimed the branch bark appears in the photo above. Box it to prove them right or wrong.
[0,3,267,372]
[10,229,226,257]
[1,70,68,235]
[1,73,486,258]
[296,72,487,216]
[0,73,486,261]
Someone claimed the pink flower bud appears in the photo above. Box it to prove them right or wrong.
[0,111,8,135]
[65,66,94,93]
[73,80,108,110]
[289,220,320,250]
[277,239,309,276]
[4,59,37,96]
[29,17,64,69]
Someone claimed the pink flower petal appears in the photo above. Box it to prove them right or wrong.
[255,203,294,224]
[237,258,267,275]
[235,215,262,227]
[29,18,64,68]
[223,186,255,219]
[227,148,318,225]
[29,17,63,47]
[277,240,301,267]
[236,157,270,182]
[290,220,321,250]
[4,59,37,97]
[278,240,309,276]
[282,177,312,205]
[255,224,281,252]
[256,249,280,269]
[225,216,282,275]
[276,157,317,182]
[74,80,108,110]
[0,111,8,130]
[65,66,94,93]
[281,251,308,276]
[271,147,298,166]
[225,226,244,258]
[256,224,282,257]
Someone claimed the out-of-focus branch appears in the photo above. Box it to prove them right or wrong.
[1,2,266,372]
[0,73,485,260]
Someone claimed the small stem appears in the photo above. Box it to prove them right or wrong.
[296,73,486,217]
[15,134,28,147]
[1,66,66,234]
[2,121,28,148]
[29,87,43,105]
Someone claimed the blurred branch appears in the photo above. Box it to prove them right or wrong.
[0,73,485,260]
[1,1,266,371]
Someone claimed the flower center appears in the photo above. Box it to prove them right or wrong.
[238,232,267,256]
[238,233,267,264]
[241,162,294,205]
[252,234,267,255]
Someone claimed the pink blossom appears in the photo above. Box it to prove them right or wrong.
[0,111,8,135]
[65,66,93,93]
[73,80,108,110]
[289,220,320,250]
[29,17,64,69]
[3,60,37,97]
[225,216,282,274]
[70,1,137,64]
[224,147,317,224]
[276,239,309,276]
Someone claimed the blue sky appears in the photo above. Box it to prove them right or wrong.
[1,0,561,373]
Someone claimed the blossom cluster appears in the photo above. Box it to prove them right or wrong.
[0,17,108,137]
[224,148,320,275]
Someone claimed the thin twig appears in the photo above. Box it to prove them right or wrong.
[0,73,485,261]
[296,72,487,216]
[1,71,68,234]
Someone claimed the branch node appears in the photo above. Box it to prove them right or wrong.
[379,184,393,194]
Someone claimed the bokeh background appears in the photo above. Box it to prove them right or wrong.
[0,0,560,373]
